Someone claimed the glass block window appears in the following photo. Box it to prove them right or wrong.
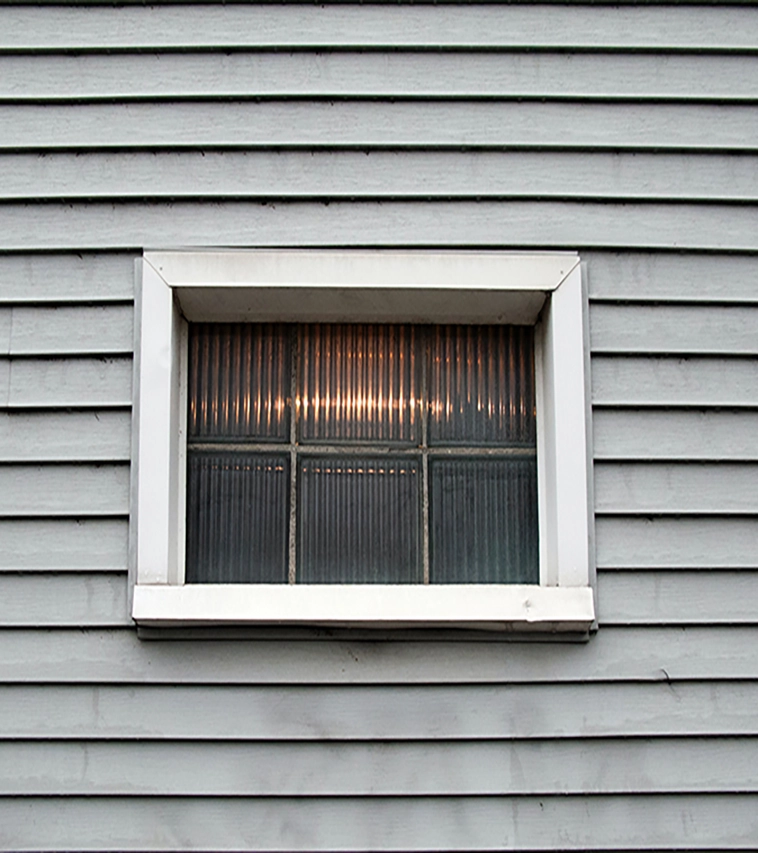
[185,323,538,585]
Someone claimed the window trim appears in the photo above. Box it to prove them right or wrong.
[130,250,595,633]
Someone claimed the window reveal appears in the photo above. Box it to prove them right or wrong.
[185,322,538,585]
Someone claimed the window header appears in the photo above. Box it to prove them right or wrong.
[144,250,579,325]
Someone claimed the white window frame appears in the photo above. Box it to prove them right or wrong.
[130,250,595,633]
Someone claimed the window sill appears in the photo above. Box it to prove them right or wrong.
[132,584,595,633]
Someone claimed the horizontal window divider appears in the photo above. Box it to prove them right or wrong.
[187,442,537,457]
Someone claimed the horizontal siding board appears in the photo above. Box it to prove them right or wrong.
[0,411,131,462]
[3,681,757,740]
[591,304,758,355]
[0,518,737,578]
[596,517,758,569]
[2,5,757,51]
[0,519,127,572]
[0,310,9,354]
[1,794,757,851]
[4,738,758,796]
[4,569,757,628]
[6,151,758,203]
[593,409,758,461]
[0,464,129,517]
[0,573,127,628]
[0,253,133,303]
[0,359,8,404]
[592,356,758,407]
[4,102,758,152]
[2,357,132,408]
[2,202,758,252]
[594,462,758,515]
[3,627,758,684]
[6,570,753,629]
[5,53,758,101]
[1,305,133,355]
[598,570,758,625]
[586,252,758,302]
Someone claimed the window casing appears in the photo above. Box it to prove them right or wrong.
[130,250,595,633]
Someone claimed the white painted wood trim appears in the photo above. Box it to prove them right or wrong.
[144,250,577,326]
[554,265,593,587]
[133,584,595,632]
[132,249,593,631]
[145,250,578,291]
[534,323,553,586]
[537,264,592,588]
[133,262,184,586]
[172,318,188,586]
[127,259,143,611]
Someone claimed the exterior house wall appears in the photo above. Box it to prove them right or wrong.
[1,3,757,849]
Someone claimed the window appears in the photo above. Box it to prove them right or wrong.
[130,251,595,633]
[186,322,538,586]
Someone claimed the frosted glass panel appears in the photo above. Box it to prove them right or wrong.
[188,323,290,441]
[428,325,536,446]
[185,451,289,583]
[185,322,540,588]
[429,457,539,584]
[298,455,421,583]
[299,324,420,444]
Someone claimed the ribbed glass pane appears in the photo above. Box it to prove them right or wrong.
[185,451,289,583]
[299,324,420,444]
[298,455,421,583]
[429,457,538,584]
[188,323,290,441]
[428,325,536,446]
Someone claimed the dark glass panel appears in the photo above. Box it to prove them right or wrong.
[188,323,290,441]
[428,325,536,446]
[185,451,289,583]
[299,324,420,444]
[429,457,539,584]
[298,455,421,583]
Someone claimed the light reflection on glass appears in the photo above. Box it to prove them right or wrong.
[188,323,535,446]
[427,325,535,446]
[299,324,420,444]
[188,323,290,441]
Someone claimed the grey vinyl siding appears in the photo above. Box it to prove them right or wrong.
[1,4,757,51]
[0,411,131,461]
[5,152,758,202]
[594,410,758,460]
[3,102,758,151]
[5,53,758,100]
[0,3,757,851]
[3,681,758,738]
[2,795,758,851]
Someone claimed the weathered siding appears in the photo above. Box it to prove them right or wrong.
[1,3,757,850]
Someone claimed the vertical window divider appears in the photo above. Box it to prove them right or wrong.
[288,325,299,585]
[421,326,430,585]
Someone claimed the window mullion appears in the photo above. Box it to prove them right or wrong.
[288,325,299,584]
[421,326,430,585]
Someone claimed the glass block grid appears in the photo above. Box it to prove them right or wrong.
[186,323,537,584]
